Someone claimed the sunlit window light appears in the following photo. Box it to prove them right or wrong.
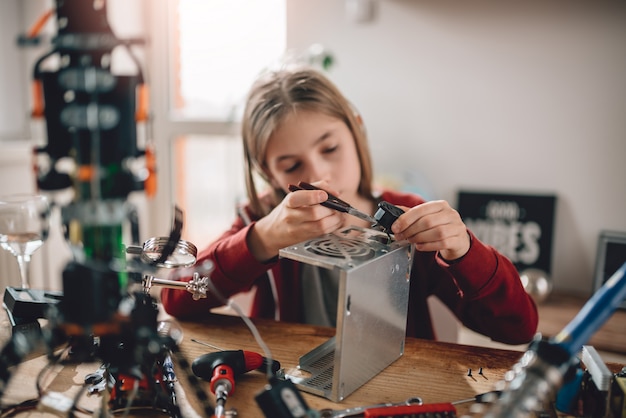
[172,0,286,121]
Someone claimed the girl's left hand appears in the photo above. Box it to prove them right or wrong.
[391,200,470,261]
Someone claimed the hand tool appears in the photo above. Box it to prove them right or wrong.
[192,350,282,417]
[318,396,423,418]
[288,182,377,224]
[287,182,406,236]
[450,390,503,405]
[363,402,457,417]
[191,349,281,380]
[84,363,108,395]
[163,354,177,408]
[211,364,234,418]
[190,338,226,351]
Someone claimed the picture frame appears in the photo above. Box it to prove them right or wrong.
[592,230,626,310]
[457,190,557,275]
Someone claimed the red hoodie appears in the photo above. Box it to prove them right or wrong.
[161,189,538,345]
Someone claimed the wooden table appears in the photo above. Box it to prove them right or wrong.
[0,312,538,417]
[174,314,525,417]
[1,311,623,417]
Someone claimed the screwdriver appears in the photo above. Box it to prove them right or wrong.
[163,354,177,408]
[288,181,407,240]
[192,350,281,418]
[451,390,503,405]
[211,365,234,418]
[288,182,377,224]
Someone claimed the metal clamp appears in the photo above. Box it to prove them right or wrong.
[126,236,198,268]
[143,272,211,301]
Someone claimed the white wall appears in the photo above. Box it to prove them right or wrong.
[0,0,54,290]
[2,0,625,298]
[286,0,626,296]
[0,1,29,140]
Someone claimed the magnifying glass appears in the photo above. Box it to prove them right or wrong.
[126,236,198,269]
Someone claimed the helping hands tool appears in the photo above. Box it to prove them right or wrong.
[287,182,405,234]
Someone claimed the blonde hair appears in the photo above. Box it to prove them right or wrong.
[242,66,374,217]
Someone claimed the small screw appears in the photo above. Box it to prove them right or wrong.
[478,367,483,375]
[467,368,472,376]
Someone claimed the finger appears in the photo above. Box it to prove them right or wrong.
[289,209,345,239]
[404,221,463,248]
[396,207,463,244]
[407,200,450,220]
[309,180,341,198]
[285,188,328,208]
[393,201,451,234]
[282,192,342,227]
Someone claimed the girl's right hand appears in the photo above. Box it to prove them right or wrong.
[247,186,346,262]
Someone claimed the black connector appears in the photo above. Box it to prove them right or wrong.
[373,201,405,233]
[255,377,316,418]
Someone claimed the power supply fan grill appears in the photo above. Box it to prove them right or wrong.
[304,236,375,261]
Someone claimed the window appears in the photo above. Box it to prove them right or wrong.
[153,0,286,244]
[0,0,31,140]
[172,0,286,121]
[173,135,245,248]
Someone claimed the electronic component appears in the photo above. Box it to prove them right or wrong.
[483,262,626,417]
[0,2,216,418]
[373,201,405,233]
[3,287,62,319]
[2,302,41,338]
[255,377,318,418]
[612,373,626,418]
[37,392,74,416]
[280,226,413,402]
[582,345,612,392]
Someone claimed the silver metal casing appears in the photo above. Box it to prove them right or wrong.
[279,226,414,402]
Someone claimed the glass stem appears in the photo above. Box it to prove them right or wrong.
[15,254,31,289]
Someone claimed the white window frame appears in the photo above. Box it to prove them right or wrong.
[146,1,242,237]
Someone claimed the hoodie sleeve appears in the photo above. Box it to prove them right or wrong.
[160,215,277,319]
[433,230,539,344]
[380,189,538,345]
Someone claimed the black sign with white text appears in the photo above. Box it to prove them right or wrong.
[457,191,557,274]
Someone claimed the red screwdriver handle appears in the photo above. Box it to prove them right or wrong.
[192,350,281,381]
[210,364,236,395]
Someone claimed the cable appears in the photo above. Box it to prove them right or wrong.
[68,383,92,418]
[203,275,276,380]
[170,346,215,418]
[27,9,54,39]
[237,206,280,321]
[0,398,39,418]
[121,379,139,418]
[36,344,72,397]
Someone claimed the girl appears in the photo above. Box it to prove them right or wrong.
[161,66,538,345]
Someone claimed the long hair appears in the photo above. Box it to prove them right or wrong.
[241,66,374,217]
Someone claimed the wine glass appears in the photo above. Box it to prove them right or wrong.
[0,194,51,289]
